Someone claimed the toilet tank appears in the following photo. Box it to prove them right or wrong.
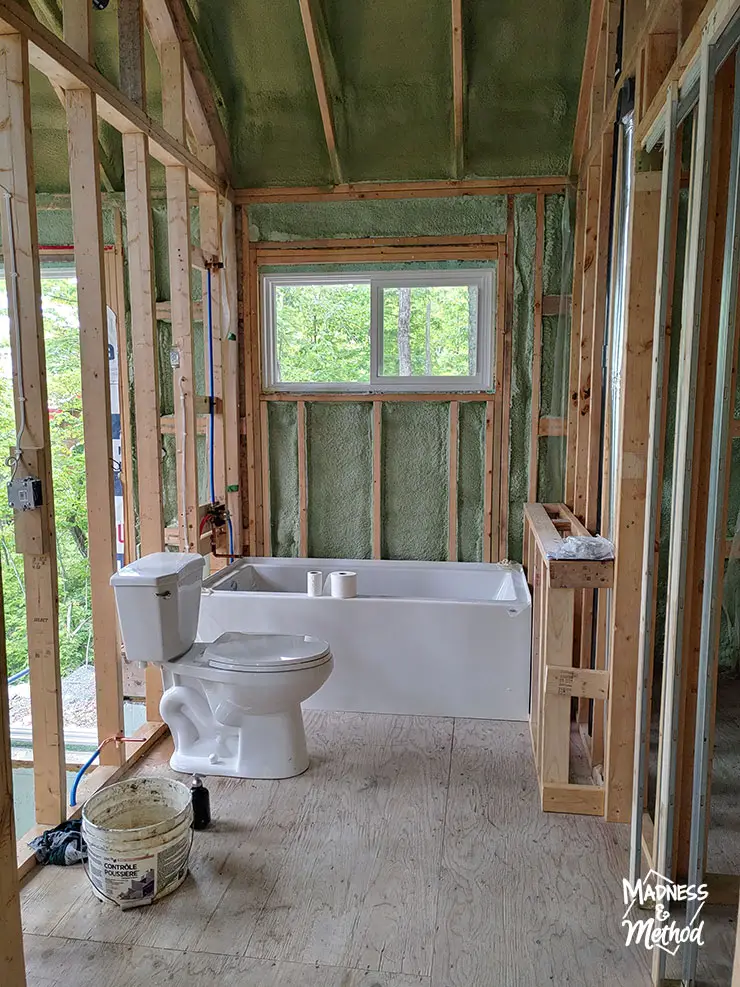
[110,553,205,664]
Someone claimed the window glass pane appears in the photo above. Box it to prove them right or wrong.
[380,284,478,377]
[274,282,371,383]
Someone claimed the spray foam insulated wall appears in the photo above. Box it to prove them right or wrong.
[256,192,570,562]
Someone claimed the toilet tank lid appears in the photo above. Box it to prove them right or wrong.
[110,552,205,588]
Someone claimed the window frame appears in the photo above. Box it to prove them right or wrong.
[261,266,496,393]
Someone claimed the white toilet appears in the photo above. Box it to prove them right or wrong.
[110,553,333,779]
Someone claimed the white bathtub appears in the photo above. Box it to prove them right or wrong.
[202,557,531,720]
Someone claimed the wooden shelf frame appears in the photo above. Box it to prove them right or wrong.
[523,503,614,817]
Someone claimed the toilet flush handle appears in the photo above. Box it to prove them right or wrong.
[156,589,172,599]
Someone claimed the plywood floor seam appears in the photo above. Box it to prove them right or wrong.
[21,713,653,987]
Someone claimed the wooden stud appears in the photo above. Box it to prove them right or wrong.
[539,585,575,787]
[572,0,607,173]
[541,783,605,816]
[235,176,570,204]
[545,666,609,701]
[220,198,242,553]
[372,400,382,559]
[66,80,125,766]
[297,399,308,557]
[297,0,342,184]
[0,29,65,824]
[528,193,545,503]
[104,212,136,565]
[255,234,505,252]
[199,190,227,516]
[584,132,615,534]
[499,196,515,559]
[451,0,464,178]
[144,0,232,179]
[0,565,27,986]
[122,131,164,719]
[482,400,495,563]
[260,401,271,555]
[573,164,599,525]
[118,0,145,108]
[62,0,90,60]
[161,40,184,140]
[248,244,265,555]
[167,166,198,551]
[448,401,459,561]
[242,221,258,555]
[565,183,586,507]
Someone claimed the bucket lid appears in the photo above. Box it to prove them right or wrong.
[110,552,205,589]
[205,631,330,672]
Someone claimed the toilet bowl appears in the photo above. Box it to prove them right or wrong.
[110,554,333,780]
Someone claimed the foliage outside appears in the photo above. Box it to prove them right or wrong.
[0,279,92,678]
[274,281,477,383]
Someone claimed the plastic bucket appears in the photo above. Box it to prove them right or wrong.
[82,777,193,909]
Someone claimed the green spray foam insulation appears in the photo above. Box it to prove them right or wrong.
[307,403,373,559]
[255,192,569,563]
[457,402,486,562]
[268,402,300,556]
[508,195,536,562]
[381,402,449,561]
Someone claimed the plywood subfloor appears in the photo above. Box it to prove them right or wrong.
[21,713,650,986]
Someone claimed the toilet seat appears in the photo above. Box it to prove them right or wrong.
[205,631,331,673]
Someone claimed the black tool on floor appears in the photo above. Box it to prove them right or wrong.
[190,774,211,830]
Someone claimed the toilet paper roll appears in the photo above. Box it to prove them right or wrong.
[330,570,357,599]
[307,570,323,596]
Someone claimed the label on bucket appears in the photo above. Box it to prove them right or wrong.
[87,831,190,908]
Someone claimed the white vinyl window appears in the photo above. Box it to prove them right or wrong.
[262,268,495,392]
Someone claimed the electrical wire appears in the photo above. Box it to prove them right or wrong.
[1,186,27,480]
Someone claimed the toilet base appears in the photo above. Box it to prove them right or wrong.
[168,705,311,780]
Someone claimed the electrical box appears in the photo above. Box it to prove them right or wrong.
[8,475,43,511]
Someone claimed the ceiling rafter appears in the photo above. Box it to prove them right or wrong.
[144,0,232,182]
[297,0,343,186]
[451,0,464,178]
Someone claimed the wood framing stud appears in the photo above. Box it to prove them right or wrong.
[298,0,343,184]
[451,0,464,177]
[66,82,125,765]
[297,400,308,556]
[0,30,66,824]
[448,401,459,560]
[0,566,26,986]
[235,177,569,204]
[118,0,146,108]
[373,401,382,559]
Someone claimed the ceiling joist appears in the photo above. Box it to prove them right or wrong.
[297,0,343,185]
[0,0,223,193]
[144,0,232,182]
[451,0,464,178]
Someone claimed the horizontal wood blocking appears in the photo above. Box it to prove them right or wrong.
[545,666,610,700]
[541,783,606,816]
[236,176,571,204]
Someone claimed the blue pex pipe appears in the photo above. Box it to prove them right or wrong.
[207,268,216,505]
